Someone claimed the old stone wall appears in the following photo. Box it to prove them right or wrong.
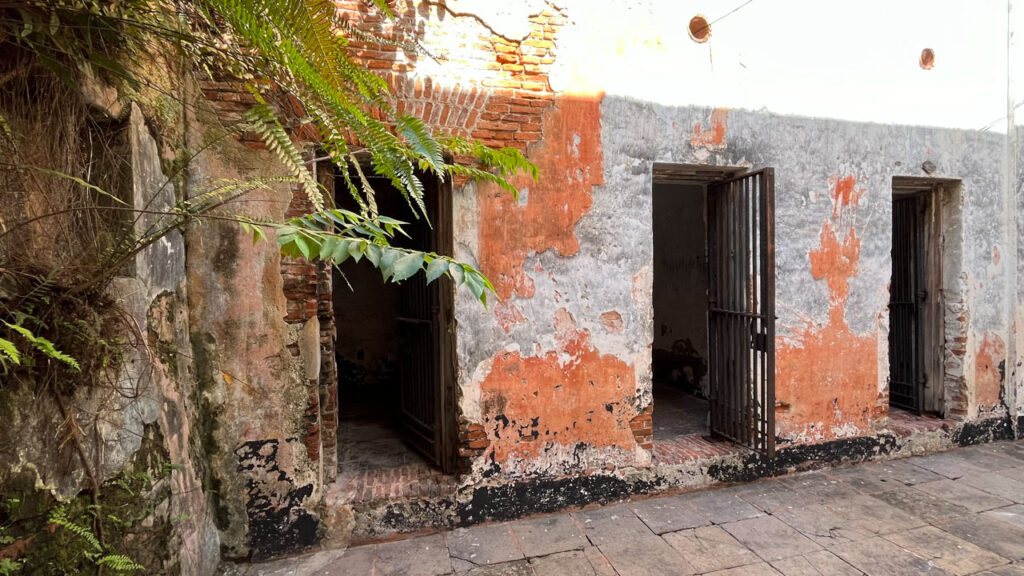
[0,94,221,573]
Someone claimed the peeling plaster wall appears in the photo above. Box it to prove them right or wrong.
[455,98,1013,480]
[185,120,321,559]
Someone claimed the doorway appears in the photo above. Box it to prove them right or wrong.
[889,177,949,416]
[333,170,457,481]
[651,164,776,456]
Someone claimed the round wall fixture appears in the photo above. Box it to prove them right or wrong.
[689,15,711,43]
[920,48,935,70]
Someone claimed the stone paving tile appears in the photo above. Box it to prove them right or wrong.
[447,524,524,567]
[934,514,1024,560]
[582,546,618,576]
[770,550,863,576]
[662,525,760,573]
[463,560,533,576]
[596,534,696,576]
[952,445,1024,470]
[831,537,952,575]
[630,494,709,534]
[869,486,972,523]
[509,514,587,558]
[705,562,783,575]
[825,494,926,536]
[529,550,597,576]
[319,545,376,576]
[573,504,651,547]
[681,487,765,524]
[375,534,451,576]
[997,467,1024,481]
[771,503,873,548]
[958,471,1024,503]
[734,480,807,512]
[974,564,1024,576]
[778,473,860,503]
[911,453,990,479]
[915,479,1014,512]
[867,459,946,486]
[983,504,1024,530]
[882,525,1009,575]
[721,515,822,562]
[825,465,902,495]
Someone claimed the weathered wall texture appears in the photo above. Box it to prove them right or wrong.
[184,119,323,558]
[319,0,1023,488]
[0,99,220,574]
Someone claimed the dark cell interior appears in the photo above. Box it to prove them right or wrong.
[651,181,710,437]
[333,176,431,471]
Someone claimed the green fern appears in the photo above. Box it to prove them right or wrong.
[96,554,144,573]
[3,323,80,371]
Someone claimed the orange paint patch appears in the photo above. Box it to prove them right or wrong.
[690,108,729,151]
[776,175,883,442]
[827,175,865,223]
[809,222,861,326]
[599,311,624,333]
[477,95,605,301]
[479,309,638,467]
[974,333,1005,409]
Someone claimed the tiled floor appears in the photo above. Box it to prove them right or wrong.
[651,383,708,440]
[229,439,1024,575]
[335,417,455,503]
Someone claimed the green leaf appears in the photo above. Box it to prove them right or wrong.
[449,262,465,285]
[380,248,400,280]
[391,252,425,282]
[293,235,311,260]
[332,239,352,264]
[425,257,448,284]
[319,236,338,260]
[348,240,364,263]
[364,243,382,267]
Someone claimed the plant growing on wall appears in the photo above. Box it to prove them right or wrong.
[0,0,534,570]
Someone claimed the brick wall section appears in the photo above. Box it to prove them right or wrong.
[338,0,565,150]
[457,419,489,470]
[280,185,339,480]
[630,405,654,451]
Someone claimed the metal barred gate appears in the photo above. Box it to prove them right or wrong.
[707,168,776,456]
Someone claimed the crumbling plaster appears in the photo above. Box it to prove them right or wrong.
[454,96,1014,479]
[185,119,321,558]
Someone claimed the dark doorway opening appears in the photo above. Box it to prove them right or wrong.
[333,170,458,489]
[889,177,949,417]
[652,179,711,439]
[651,164,776,456]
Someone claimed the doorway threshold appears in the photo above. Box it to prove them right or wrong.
[654,433,749,466]
[886,408,956,438]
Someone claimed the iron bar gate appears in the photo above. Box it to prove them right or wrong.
[889,195,923,413]
[707,168,776,456]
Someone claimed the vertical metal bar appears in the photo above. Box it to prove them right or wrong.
[763,168,776,457]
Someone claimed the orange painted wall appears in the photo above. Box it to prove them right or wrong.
[775,176,885,442]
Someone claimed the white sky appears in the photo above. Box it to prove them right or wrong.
[547,0,1018,131]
